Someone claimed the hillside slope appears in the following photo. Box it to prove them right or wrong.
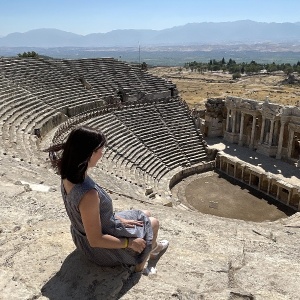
[1,155,300,299]
[1,21,300,47]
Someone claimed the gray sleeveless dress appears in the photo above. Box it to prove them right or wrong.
[61,176,153,267]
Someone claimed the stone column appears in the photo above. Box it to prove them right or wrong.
[236,112,241,133]
[273,120,279,145]
[250,115,257,149]
[241,166,244,181]
[287,130,295,159]
[220,157,224,171]
[232,110,236,133]
[226,110,230,132]
[238,112,245,146]
[267,179,271,194]
[287,189,292,206]
[276,121,286,159]
[268,119,275,146]
[276,184,280,200]
[259,116,265,144]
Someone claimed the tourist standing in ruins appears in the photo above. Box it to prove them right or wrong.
[46,126,168,288]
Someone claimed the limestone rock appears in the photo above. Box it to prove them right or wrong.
[1,158,300,299]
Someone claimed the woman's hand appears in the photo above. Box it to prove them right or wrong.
[128,238,146,253]
[117,217,144,228]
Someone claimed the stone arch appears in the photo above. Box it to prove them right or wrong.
[260,178,269,193]
[243,168,250,184]
[250,173,259,187]
[278,187,289,204]
[269,182,278,197]
[228,163,235,177]
[290,193,300,209]
[236,164,243,180]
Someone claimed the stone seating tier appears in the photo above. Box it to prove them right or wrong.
[83,118,151,187]
[0,78,56,162]
[0,76,70,163]
[84,116,169,185]
[0,58,100,116]
[90,166,148,201]
[0,59,205,197]
[75,98,208,193]
[91,122,165,179]
[113,109,189,163]
[154,100,207,164]
[50,58,173,100]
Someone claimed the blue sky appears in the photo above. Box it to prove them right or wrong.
[0,0,300,36]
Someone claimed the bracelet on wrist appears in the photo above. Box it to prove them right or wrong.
[124,238,129,248]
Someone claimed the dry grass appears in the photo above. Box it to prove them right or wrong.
[149,67,300,109]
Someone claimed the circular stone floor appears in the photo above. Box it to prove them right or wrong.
[185,172,295,222]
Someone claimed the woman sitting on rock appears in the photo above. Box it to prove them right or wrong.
[46,126,168,281]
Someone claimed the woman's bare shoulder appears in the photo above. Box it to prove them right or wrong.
[83,189,99,198]
[79,189,99,211]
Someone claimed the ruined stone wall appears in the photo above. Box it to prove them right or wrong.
[204,96,300,165]
[201,98,226,137]
[216,152,300,211]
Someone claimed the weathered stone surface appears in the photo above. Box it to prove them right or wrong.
[1,158,300,300]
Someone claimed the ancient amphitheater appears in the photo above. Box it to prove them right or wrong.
[1,57,300,300]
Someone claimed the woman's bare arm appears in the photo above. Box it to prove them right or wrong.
[78,189,146,252]
[115,215,144,228]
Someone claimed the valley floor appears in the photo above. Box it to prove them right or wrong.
[149,68,300,109]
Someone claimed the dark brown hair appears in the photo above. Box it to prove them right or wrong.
[46,126,106,183]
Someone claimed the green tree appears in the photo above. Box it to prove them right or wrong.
[232,72,241,80]
[280,63,293,75]
[266,62,278,73]
[18,51,39,58]
[212,64,221,71]
[227,58,236,66]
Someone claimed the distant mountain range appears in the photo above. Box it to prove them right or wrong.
[1,20,300,47]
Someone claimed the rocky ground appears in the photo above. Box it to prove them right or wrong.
[1,153,300,300]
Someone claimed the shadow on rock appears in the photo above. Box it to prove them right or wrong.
[41,249,137,300]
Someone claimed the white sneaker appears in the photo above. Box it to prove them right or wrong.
[143,266,157,276]
[150,240,169,257]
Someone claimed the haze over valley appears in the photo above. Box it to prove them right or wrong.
[1,21,300,65]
